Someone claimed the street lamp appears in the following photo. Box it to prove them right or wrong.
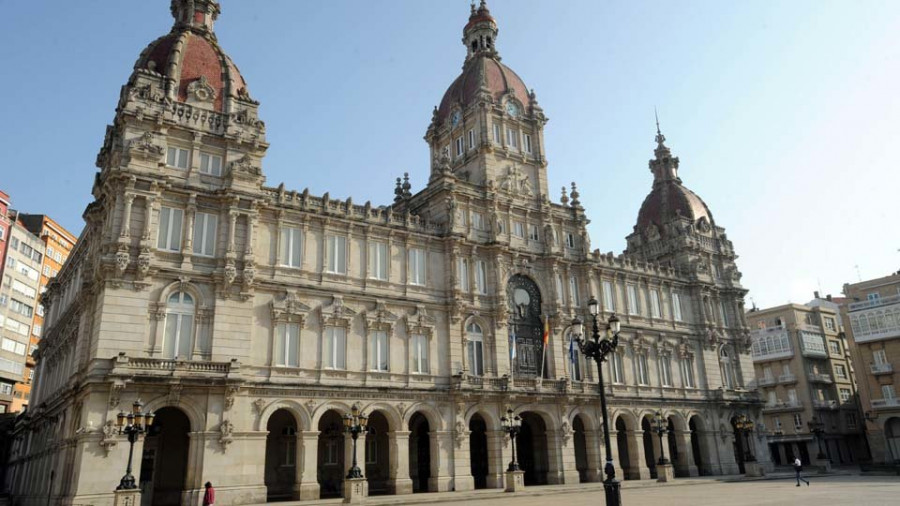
[807,417,827,460]
[571,296,622,506]
[343,403,369,480]
[500,408,523,471]
[115,400,155,490]
[652,411,669,466]
[733,414,756,462]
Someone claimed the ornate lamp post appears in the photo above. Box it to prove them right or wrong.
[571,296,622,506]
[807,417,827,460]
[500,408,523,471]
[734,414,756,462]
[652,411,669,465]
[115,400,155,490]
[343,404,369,480]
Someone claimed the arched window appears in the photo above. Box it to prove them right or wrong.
[467,322,484,376]
[164,291,195,359]
[720,347,734,389]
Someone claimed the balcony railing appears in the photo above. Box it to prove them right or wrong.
[762,400,804,413]
[871,363,894,375]
[778,373,798,384]
[812,399,838,410]
[757,376,777,387]
[807,373,833,384]
[871,398,900,410]
[849,293,900,311]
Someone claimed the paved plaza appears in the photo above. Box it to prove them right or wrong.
[253,475,899,506]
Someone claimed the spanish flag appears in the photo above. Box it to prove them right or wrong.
[542,315,550,347]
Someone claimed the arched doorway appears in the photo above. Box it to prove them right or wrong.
[469,414,489,489]
[139,407,190,506]
[573,416,588,482]
[641,417,657,479]
[517,412,549,485]
[317,410,345,499]
[689,416,705,475]
[667,417,680,477]
[265,409,298,501]
[409,413,431,493]
[886,417,900,462]
[615,418,633,480]
[365,411,390,495]
[507,275,546,378]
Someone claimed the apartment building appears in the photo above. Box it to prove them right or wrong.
[0,191,10,286]
[747,303,866,466]
[841,272,900,464]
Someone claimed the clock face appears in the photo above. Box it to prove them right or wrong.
[506,102,520,118]
[451,110,462,127]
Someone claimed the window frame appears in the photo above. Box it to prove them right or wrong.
[199,152,223,176]
[157,206,184,252]
[408,247,426,286]
[323,326,347,370]
[166,146,190,169]
[192,211,218,257]
[411,333,429,374]
[367,241,389,281]
[325,235,348,275]
[279,226,303,268]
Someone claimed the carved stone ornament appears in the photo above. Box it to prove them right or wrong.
[99,420,118,456]
[497,164,533,196]
[126,131,165,162]
[136,250,151,278]
[707,328,721,351]
[187,75,217,104]
[242,261,256,288]
[560,419,572,444]
[454,420,469,449]
[271,291,310,325]
[167,384,184,405]
[223,261,237,285]
[227,155,262,178]
[115,251,130,277]
[224,386,240,411]
[253,398,266,415]
[219,419,234,451]
[321,295,357,328]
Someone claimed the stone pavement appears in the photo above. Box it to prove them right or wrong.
[247,473,899,506]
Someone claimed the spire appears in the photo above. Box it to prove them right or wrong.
[463,0,499,61]
[170,0,221,33]
[649,110,680,183]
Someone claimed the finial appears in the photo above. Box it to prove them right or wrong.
[471,2,476,15]
[394,177,403,203]
[654,106,666,146]
[402,172,412,198]
[560,186,569,205]
[570,182,580,207]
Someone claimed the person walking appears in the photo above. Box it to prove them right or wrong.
[793,456,809,487]
[203,482,215,506]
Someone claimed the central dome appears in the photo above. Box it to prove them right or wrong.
[436,58,532,125]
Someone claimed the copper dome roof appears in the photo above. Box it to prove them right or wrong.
[636,180,713,231]
[436,56,531,125]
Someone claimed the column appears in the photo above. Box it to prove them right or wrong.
[547,430,579,484]
[486,430,507,489]
[142,196,155,241]
[673,430,699,477]
[387,431,412,495]
[428,431,453,492]
[297,431,320,500]
[226,210,238,253]
[452,430,475,492]
[583,431,603,482]
[119,193,134,239]
[607,429,626,482]
[181,203,196,268]
[628,430,651,480]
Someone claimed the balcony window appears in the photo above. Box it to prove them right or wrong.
[411,334,429,374]
[636,354,650,385]
[466,323,484,376]
[610,352,625,384]
[602,281,616,312]
[163,292,194,359]
[193,212,218,257]
[323,326,346,370]
[274,323,300,367]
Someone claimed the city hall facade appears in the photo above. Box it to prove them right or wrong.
[5,1,771,505]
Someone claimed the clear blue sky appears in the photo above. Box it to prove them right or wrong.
[1,1,898,308]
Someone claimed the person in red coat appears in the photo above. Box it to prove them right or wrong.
[203,482,215,506]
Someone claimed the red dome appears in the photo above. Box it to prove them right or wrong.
[436,56,531,125]
[636,180,713,231]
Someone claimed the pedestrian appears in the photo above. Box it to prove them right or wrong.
[793,456,809,487]
[203,482,215,506]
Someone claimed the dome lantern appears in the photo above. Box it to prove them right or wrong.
[463,1,499,61]
[170,0,221,33]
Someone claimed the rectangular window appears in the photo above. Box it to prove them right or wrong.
[626,285,640,315]
[492,123,501,143]
[839,388,851,402]
[788,388,798,402]
[199,152,223,176]
[506,127,518,149]
[867,293,881,303]
[828,340,841,355]
[834,364,847,380]
[475,260,488,295]
[650,289,661,318]
[611,353,624,384]
[824,317,836,331]
[408,248,426,286]
[523,133,532,154]
[528,224,539,241]
[369,330,389,372]
[467,338,484,376]
[43,265,51,277]
[660,356,672,386]
[719,301,729,326]
[274,323,300,367]
[672,293,685,321]
[846,413,857,430]
[471,212,485,230]
[602,281,615,312]
[793,414,803,431]
[12,281,36,299]
[157,206,184,251]
[682,356,695,387]
[325,235,347,274]
[767,391,777,406]
[874,349,887,365]
[774,417,782,431]
[162,308,194,360]
[0,384,11,395]
[568,276,579,307]
[166,147,190,169]
[9,299,33,318]
[192,212,218,257]
[513,221,525,238]
[468,129,475,150]
[411,334,429,374]
[367,241,388,280]
[458,258,469,293]
[637,354,649,385]
[324,327,347,369]
[882,384,896,400]
[555,275,564,303]
[455,136,464,157]
[565,232,575,249]
[279,226,302,268]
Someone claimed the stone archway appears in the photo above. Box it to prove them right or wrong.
[139,407,190,506]
[469,414,489,489]
[317,410,345,499]
[365,411,391,495]
[517,412,549,485]
[409,412,432,493]
[573,416,589,482]
[507,275,546,378]
[615,417,633,480]
[265,409,299,501]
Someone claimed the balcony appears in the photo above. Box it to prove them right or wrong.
[871,398,900,410]
[778,373,798,384]
[807,373,833,384]
[870,363,894,375]
[848,296,900,344]
[750,326,794,362]
[848,293,900,311]
[762,400,804,413]
[757,376,777,387]
[812,399,839,410]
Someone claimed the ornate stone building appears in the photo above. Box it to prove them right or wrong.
[5,2,770,505]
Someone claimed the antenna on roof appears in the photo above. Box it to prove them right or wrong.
[854,264,862,282]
